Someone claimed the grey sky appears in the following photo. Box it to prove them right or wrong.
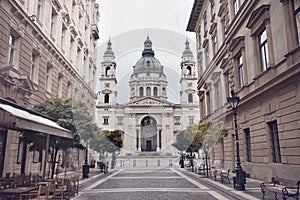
[97,0,196,103]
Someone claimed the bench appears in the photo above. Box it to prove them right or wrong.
[214,169,231,183]
[260,177,300,200]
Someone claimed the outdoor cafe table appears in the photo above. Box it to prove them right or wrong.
[0,186,38,200]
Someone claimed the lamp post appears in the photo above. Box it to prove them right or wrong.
[82,140,89,178]
[203,142,209,178]
[227,90,246,191]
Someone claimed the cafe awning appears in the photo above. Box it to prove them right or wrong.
[0,103,73,139]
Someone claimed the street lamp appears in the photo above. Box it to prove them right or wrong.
[202,142,210,178]
[227,90,246,191]
[82,141,89,178]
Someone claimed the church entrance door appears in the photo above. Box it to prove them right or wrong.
[140,116,157,152]
[146,140,152,151]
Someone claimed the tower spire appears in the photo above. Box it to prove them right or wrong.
[142,35,155,57]
[104,37,115,59]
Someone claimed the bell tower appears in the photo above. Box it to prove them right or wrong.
[180,38,198,105]
[98,38,117,106]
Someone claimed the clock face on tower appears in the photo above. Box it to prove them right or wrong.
[105,83,110,88]
[187,82,192,87]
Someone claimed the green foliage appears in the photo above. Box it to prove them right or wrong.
[89,129,123,153]
[172,119,229,152]
[172,131,190,151]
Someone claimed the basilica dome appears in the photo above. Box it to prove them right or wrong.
[133,36,164,74]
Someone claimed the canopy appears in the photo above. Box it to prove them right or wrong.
[0,103,73,139]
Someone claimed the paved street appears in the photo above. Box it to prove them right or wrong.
[71,162,274,200]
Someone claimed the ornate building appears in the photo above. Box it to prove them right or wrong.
[187,0,300,181]
[0,0,99,177]
[97,36,199,155]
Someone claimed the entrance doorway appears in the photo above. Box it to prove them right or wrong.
[146,140,152,151]
[141,116,157,152]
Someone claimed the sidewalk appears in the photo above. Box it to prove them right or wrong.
[185,166,274,200]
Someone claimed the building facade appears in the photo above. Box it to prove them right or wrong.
[96,36,200,156]
[187,0,300,181]
[0,0,99,177]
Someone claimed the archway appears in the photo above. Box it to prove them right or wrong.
[140,116,157,151]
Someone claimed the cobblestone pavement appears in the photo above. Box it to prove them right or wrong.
[71,163,278,200]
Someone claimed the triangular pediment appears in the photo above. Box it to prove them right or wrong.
[102,89,112,94]
[129,96,174,106]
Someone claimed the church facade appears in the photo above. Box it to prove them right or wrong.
[96,36,199,156]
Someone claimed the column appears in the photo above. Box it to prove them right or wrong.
[138,129,142,151]
[156,130,160,151]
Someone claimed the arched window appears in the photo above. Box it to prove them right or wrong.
[187,66,192,75]
[153,87,158,96]
[104,94,109,103]
[162,87,166,96]
[146,87,151,96]
[188,94,193,103]
[139,87,144,96]
[105,67,111,76]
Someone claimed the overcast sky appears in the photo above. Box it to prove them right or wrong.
[96,0,196,103]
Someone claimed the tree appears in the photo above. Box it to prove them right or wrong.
[172,131,191,152]
[172,119,228,154]
[27,98,97,178]
[89,129,123,169]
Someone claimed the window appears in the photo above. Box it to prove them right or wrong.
[146,87,151,96]
[206,91,211,114]
[259,29,269,72]
[76,47,81,71]
[233,0,239,16]
[224,71,231,98]
[237,54,244,88]
[153,87,158,96]
[246,5,273,75]
[211,0,215,17]
[45,65,52,92]
[293,0,300,44]
[104,94,109,103]
[67,82,72,98]
[212,34,217,55]
[188,94,193,103]
[222,19,228,40]
[61,25,67,51]
[204,12,207,33]
[139,87,144,96]
[30,52,39,83]
[174,117,180,125]
[103,117,109,125]
[200,96,205,118]
[50,8,58,39]
[70,37,75,63]
[214,81,220,109]
[205,46,209,67]
[105,66,111,76]
[8,34,16,65]
[37,0,43,20]
[269,121,281,163]
[57,75,63,97]
[187,66,192,75]
[244,128,251,162]
[117,117,123,125]
[189,116,194,124]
